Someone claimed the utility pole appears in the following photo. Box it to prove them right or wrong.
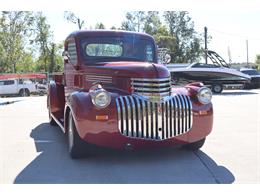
[228,46,232,64]
[204,27,208,64]
[246,40,249,67]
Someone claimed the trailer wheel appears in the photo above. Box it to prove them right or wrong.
[183,138,206,151]
[68,112,87,159]
[19,88,30,97]
[212,84,223,94]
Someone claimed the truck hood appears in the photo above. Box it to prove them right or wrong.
[83,61,170,78]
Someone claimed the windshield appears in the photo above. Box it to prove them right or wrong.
[80,35,156,64]
[241,70,260,75]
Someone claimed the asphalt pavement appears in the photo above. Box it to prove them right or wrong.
[0,89,259,183]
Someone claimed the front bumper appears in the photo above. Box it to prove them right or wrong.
[72,93,213,150]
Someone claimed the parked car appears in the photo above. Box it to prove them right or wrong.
[0,79,37,97]
[240,68,260,89]
[48,30,213,159]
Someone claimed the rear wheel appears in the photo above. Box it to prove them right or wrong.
[212,84,223,94]
[19,88,30,97]
[68,112,87,159]
[183,138,206,151]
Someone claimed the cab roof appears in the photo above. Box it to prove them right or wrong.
[66,30,154,40]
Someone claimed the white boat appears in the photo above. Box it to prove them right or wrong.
[167,63,251,93]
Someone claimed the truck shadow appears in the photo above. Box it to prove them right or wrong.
[14,123,235,184]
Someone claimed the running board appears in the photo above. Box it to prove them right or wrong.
[51,113,65,133]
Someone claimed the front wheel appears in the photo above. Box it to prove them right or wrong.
[183,138,206,151]
[68,112,87,159]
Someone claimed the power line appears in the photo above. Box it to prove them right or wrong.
[209,28,260,41]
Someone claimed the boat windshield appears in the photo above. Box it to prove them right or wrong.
[189,63,221,68]
[241,69,260,76]
[80,35,156,64]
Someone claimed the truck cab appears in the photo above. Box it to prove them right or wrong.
[48,30,213,158]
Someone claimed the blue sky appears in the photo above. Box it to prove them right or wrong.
[2,0,260,63]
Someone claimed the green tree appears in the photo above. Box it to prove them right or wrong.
[0,11,34,73]
[33,12,53,73]
[49,42,63,72]
[95,22,105,29]
[121,11,146,32]
[163,11,203,63]
[16,52,35,73]
[64,11,85,30]
[143,11,161,35]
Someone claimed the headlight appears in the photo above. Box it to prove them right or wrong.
[197,87,212,104]
[90,88,111,109]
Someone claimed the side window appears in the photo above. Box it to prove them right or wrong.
[4,80,15,85]
[68,41,77,65]
[19,79,23,84]
[0,81,4,86]
[145,44,154,62]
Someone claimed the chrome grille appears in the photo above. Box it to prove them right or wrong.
[115,94,193,140]
[131,77,171,101]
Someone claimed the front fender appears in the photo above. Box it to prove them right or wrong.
[65,91,119,140]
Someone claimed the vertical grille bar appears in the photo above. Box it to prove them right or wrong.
[170,98,174,137]
[179,95,185,134]
[187,96,193,129]
[161,102,165,139]
[129,96,137,137]
[135,96,142,137]
[182,95,188,132]
[142,99,147,138]
[138,98,144,138]
[115,98,122,134]
[151,102,156,139]
[116,95,193,140]
[163,101,167,139]
[147,102,151,138]
[167,100,171,139]
[124,96,131,136]
[172,96,177,136]
[119,96,127,135]
[175,95,181,135]
[155,102,159,139]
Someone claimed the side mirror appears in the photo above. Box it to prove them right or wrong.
[62,51,70,61]
[62,50,79,70]
[164,54,171,64]
[157,48,171,64]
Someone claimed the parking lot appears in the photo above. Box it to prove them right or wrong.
[0,89,259,184]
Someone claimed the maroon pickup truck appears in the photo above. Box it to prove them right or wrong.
[47,30,213,158]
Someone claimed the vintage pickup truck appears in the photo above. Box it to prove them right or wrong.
[48,30,213,158]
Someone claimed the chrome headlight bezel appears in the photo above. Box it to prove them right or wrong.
[197,87,212,104]
[90,85,111,109]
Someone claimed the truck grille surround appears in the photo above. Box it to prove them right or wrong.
[116,77,193,141]
[131,77,171,102]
